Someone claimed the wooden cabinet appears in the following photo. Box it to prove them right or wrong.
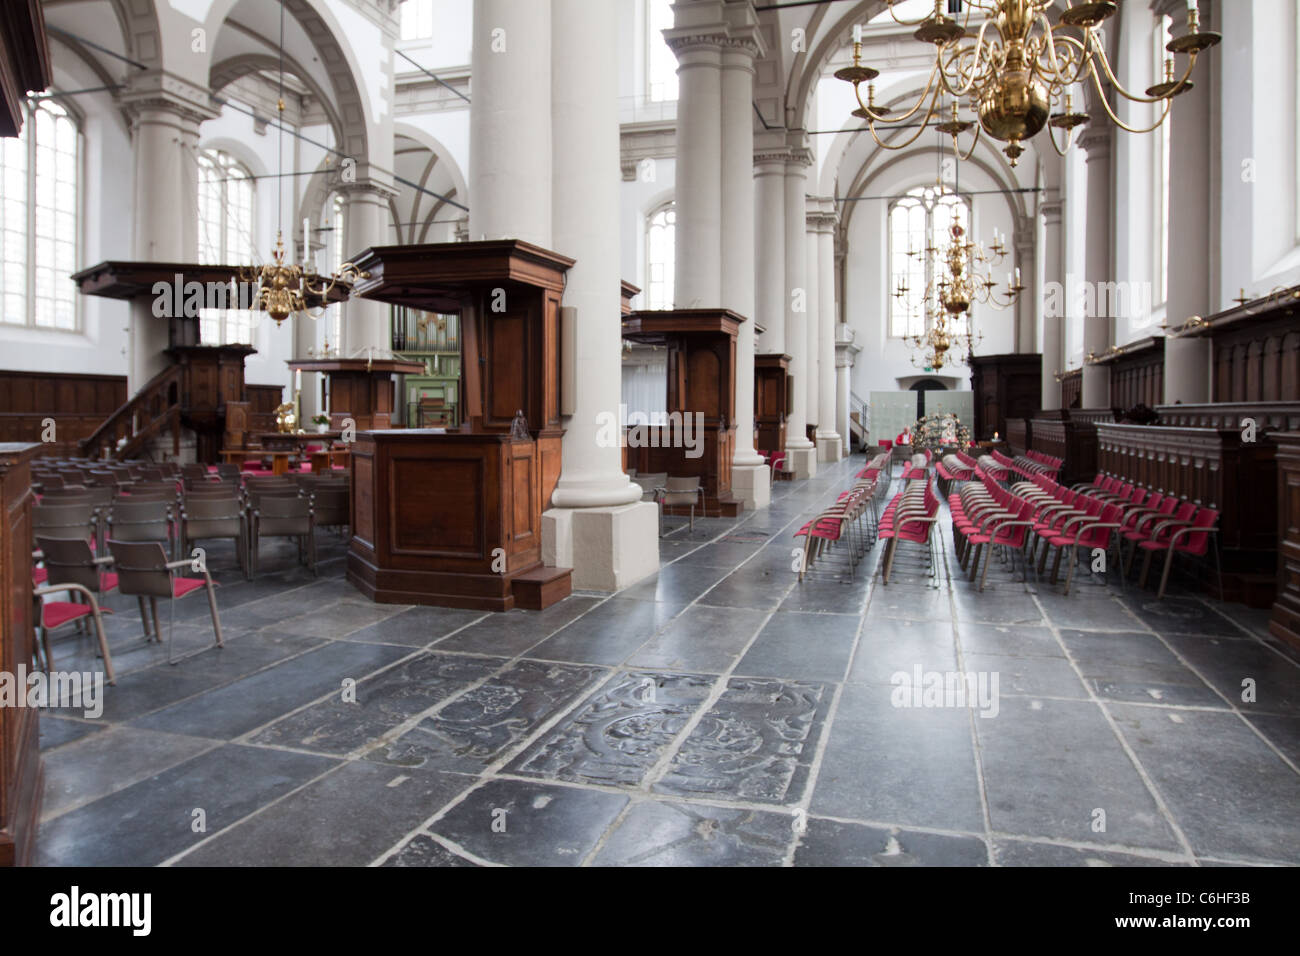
[1270,433,1300,650]
[968,353,1041,442]
[754,353,790,455]
[0,443,40,866]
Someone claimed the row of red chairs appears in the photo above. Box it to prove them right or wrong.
[879,474,943,586]
[795,449,893,581]
[936,452,977,496]
[952,469,1222,596]
[900,447,933,481]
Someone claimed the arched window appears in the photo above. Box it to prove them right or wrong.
[645,202,674,310]
[646,0,678,102]
[889,185,970,338]
[0,99,80,330]
[400,0,434,42]
[197,149,255,344]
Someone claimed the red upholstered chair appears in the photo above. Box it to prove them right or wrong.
[107,539,224,664]
[1038,502,1124,595]
[1136,506,1221,598]
[965,497,1038,591]
[33,535,119,684]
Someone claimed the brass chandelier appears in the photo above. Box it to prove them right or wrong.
[836,0,1220,166]
[237,0,368,327]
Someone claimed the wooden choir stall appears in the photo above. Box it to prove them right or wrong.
[344,240,574,612]
[621,309,747,518]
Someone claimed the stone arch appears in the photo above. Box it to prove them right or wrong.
[209,52,346,152]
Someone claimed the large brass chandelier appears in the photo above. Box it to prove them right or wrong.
[836,0,1219,166]
[237,0,368,327]
[895,184,1021,370]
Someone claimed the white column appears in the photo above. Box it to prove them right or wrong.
[815,202,841,460]
[123,85,214,390]
[720,23,770,508]
[835,324,858,457]
[469,0,551,246]
[1013,218,1037,355]
[803,202,820,428]
[1080,126,1113,408]
[1040,197,1065,409]
[753,151,787,354]
[783,149,815,478]
[670,37,722,307]
[543,0,655,591]
[339,182,397,355]
[1162,0,1213,404]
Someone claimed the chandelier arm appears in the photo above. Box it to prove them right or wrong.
[1093,40,1199,105]
[935,19,999,100]
[954,119,982,162]
[852,61,940,125]
[1034,31,1091,90]
[886,0,936,27]
[1088,65,1174,134]
[867,84,945,151]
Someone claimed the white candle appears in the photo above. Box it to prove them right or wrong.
[1014,266,1022,286]
[295,368,302,391]
[853,23,862,44]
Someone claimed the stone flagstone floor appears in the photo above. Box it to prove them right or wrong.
[33,455,1300,866]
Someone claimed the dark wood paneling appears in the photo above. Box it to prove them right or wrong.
[1270,432,1300,650]
[1154,401,1300,433]
[1060,368,1082,409]
[0,443,41,865]
[1202,291,1300,402]
[1106,338,1165,410]
[968,353,1042,442]
[0,371,127,458]
[754,353,789,455]
[1097,423,1277,606]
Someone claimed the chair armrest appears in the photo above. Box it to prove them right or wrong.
[92,555,114,566]
[34,582,100,606]
[1164,525,1219,547]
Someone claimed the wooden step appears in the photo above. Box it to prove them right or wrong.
[511,565,572,610]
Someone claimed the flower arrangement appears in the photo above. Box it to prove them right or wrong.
[311,414,330,426]
[912,412,971,452]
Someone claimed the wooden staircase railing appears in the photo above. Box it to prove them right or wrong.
[79,365,183,461]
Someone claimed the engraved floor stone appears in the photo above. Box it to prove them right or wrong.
[368,659,607,772]
[506,671,717,787]
[248,653,506,755]
[653,677,833,805]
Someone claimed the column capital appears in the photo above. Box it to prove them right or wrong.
[1039,197,1064,223]
[121,72,220,126]
[806,195,837,233]
[1077,125,1112,160]
[754,148,790,168]
[785,147,813,170]
[334,178,400,202]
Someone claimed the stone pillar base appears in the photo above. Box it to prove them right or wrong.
[816,435,842,463]
[786,446,817,480]
[730,463,771,510]
[543,500,659,592]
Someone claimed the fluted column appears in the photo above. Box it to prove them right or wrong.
[668,33,722,307]
[1080,126,1114,407]
[753,150,787,353]
[783,146,815,478]
[470,0,551,245]
[719,13,769,508]
[814,201,840,460]
[1162,0,1213,404]
[122,78,216,390]
[1040,196,1065,409]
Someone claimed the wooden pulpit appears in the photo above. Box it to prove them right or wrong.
[755,353,790,455]
[344,240,574,611]
[621,309,746,518]
[287,357,426,431]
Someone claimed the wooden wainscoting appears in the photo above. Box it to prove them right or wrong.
[1270,432,1300,650]
[0,370,127,457]
[1096,423,1278,606]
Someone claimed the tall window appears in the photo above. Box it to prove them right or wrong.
[0,99,79,330]
[647,0,678,102]
[1154,13,1172,307]
[889,185,969,338]
[197,149,255,344]
[400,0,434,41]
[645,202,674,310]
